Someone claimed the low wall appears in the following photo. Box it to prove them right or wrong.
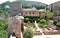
[44,31,60,35]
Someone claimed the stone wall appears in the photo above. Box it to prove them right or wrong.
[8,16,24,38]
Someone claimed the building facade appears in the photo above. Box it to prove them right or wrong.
[10,1,46,18]
[50,1,60,21]
[20,8,46,18]
[51,1,60,16]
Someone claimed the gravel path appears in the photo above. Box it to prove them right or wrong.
[33,35,60,38]
[10,35,60,38]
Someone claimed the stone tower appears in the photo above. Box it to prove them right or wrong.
[8,16,24,38]
[9,1,21,16]
[9,1,24,38]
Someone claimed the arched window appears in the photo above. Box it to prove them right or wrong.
[29,12,31,14]
[25,12,27,14]
[12,32,16,36]
[33,12,34,14]
[39,12,41,14]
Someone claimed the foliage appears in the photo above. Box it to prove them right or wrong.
[24,18,30,23]
[34,5,45,10]
[47,22,53,26]
[39,19,47,24]
[30,18,39,23]
[24,17,48,24]
[0,30,8,38]
[46,12,54,19]
[21,1,47,9]
[0,1,10,17]
[0,20,8,30]
[53,20,60,27]
[22,3,33,8]
[38,18,48,28]
[39,23,46,28]
[56,22,60,27]
[53,20,57,25]
[0,20,8,38]
[23,28,34,38]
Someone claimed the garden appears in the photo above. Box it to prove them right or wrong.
[0,12,60,38]
[23,12,60,38]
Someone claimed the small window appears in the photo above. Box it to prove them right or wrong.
[33,12,34,14]
[12,32,16,36]
[39,12,41,14]
[29,12,31,14]
[26,12,27,14]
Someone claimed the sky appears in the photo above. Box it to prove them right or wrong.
[0,0,15,4]
[0,0,60,5]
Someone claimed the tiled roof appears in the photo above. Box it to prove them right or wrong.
[20,8,45,12]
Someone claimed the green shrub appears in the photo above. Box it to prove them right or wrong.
[0,30,8,38]
[40,19,47,24]
[23,28,34,38]
[24,18,30,23]
[0,20,8,38]
[0,20,8,30]
[46,12,54,19]
[39,23,46,28]
[53,21,57,25]
[47,22,53,26]
[56,22,60,27]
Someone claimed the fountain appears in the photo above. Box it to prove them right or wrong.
[34,21,44,35]
[34,21,40,31]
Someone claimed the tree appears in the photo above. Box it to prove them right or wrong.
[0,20,8,38]
[34,5,46,10]
[0,1,10,17]
[46,12,54,19]
[22,3,33,8]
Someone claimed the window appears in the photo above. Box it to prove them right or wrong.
[26,12,27,14]
[29,12,31,14]
[39,12,41,14]
[33,12,34,14]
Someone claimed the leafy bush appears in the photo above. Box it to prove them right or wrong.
[53,21,57,25]
[56,22,60,27]
[0,20,8,38]
[24,18,30,23]
[0,30,8,38]
[0,20,8,30]
[24,17,40,23]
[23,28,34,38]
[46,12,54,19]
[39,23,47,28]
[40,19,47,24]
